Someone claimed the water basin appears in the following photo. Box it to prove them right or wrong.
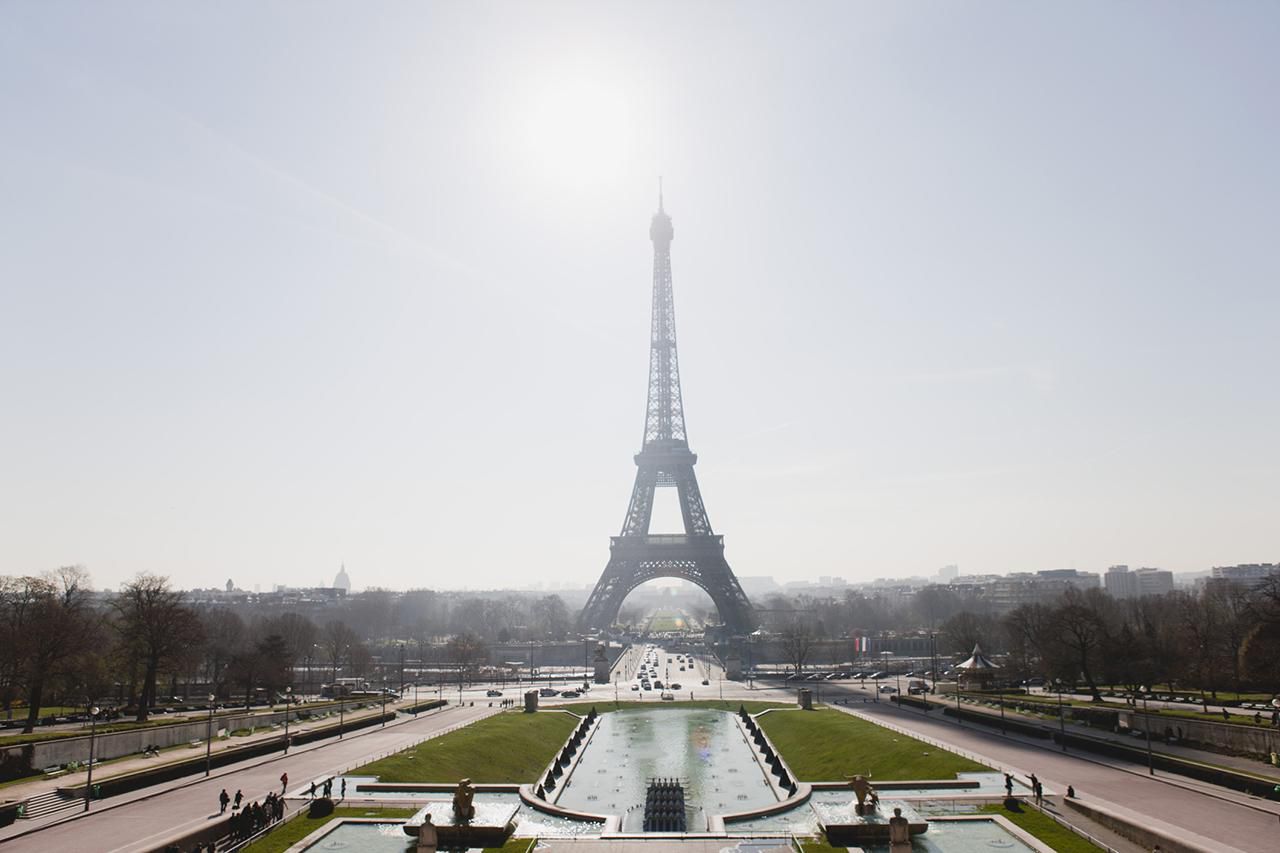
[554,707,776,830]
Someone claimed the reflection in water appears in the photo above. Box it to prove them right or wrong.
[555,708,776,831]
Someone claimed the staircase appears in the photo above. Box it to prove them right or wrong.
[19,790,81,820]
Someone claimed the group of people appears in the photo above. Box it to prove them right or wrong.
[307,776,346,799]
[221,789,286,841]
[1002,771,1045,805]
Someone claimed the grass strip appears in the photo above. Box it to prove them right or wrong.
[351,711,578,783]
[241,806,417,853]
[758,707,989,781]
[980,803,1103,852]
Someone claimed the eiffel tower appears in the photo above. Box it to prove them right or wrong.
[579,189,756,635]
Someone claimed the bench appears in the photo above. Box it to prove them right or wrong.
[41,765,67,778]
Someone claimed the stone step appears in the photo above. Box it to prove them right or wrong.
[20,790,81,819]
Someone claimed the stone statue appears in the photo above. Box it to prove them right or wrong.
[451,778,476,822]
[847,774,877,816]
[416,813,438,852]
[888,806,910,848]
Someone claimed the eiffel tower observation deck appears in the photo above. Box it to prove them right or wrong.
[579,189,756,636]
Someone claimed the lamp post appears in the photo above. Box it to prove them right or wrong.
[1140,686,1154,775]
[381,677,387,726]
[1057,686,1067,752]
[205,694,216,776]
[284,686,292,754]
[399,643,405,697]
[84,705,100,811]
[339,692,345,739]
[414,680,419,715]
[998,682,1006,734]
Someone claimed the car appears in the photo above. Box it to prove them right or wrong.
[631,685,640,691]
[642,684,652,691]
[679,666,685,671]
[560,690,580,699]
[654,681,664,689]
[701,679,710,686]
[879,685,897,693]
[486,689,502,697]
[671,683,681,690]
[539,688,560,697]
[661,692,675,701]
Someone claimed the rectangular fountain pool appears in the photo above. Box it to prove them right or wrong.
[554,707,777,830]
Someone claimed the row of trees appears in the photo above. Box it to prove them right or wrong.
[944,579,1280,700]
[0,569,519,734]
[1,570,367,731]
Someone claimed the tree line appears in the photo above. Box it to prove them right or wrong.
[0,569,580,733]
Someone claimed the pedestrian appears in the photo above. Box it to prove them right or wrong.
[309,780,316,799]
[1033,779,1043,806]
[219,788,229,814]
[280,771,288,794]
[1004,773,1013,796]
[233,789,243,811]
[1066,784,1076,798]
[341,778,347,799]
[1221,707,1230,721]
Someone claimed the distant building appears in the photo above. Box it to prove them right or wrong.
[333,563,352,592]
[1133,567,1174,597]
[1105,565,1138,598]
[1105,565,1173,598]
[1210,563,1279,589]
[937,564,959,582]
[225,578,235,592]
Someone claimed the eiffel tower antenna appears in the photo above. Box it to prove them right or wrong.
[580,193,756,636]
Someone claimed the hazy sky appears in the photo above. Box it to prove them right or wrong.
[3,2,1277,593]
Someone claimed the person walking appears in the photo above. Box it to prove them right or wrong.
[340,778,347,799]
[1033,779,1043,806]
[218,788,230,814]
[280,771,289,794]
[309,779,317,799]
[233,789,243,812]
[1003,773,1014,796]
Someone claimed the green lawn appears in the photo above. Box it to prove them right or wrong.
[757,708,989,781]
[241,807,417,853]
[351,711,579,783]
[981,803,1103,852]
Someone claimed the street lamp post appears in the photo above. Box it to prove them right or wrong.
[84,705,100,811]
[284,687,292,754]
[1057,687,1067,752]
[998,682,1006,734]
[339,692,345,739]
[414,680,419,715]
[399,643,406,697]
[1140,687,1154,775]
[205,694,216,776]
[381,678,387,726]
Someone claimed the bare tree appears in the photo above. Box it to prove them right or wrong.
[113,574,203,722]
[1,568,97,732]
[322,620,358,681]
[779,620,815,674]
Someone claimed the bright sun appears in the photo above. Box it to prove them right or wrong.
[513,77,638,190]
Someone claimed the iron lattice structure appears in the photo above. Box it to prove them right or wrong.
[579,193,756,635]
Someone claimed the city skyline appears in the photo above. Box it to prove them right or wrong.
[3,2,1278,592]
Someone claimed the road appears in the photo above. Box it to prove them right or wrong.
[0,703,495,853]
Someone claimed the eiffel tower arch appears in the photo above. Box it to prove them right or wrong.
[580,189,756,636]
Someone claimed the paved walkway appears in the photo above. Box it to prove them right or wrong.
[0,703,495,852]
[913,689,1280,781]
[824,690,1280,853]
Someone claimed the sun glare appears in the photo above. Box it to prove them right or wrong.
[514,77,638,190]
